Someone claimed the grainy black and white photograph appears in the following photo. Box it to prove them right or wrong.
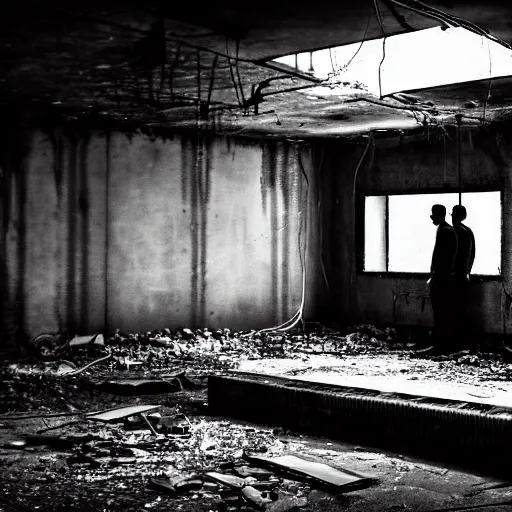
[1,0,512,510]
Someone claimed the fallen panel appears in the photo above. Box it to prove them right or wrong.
[86,405,160,422]
[245,453,374,493]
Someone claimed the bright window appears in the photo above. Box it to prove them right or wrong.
[364,191,501,276]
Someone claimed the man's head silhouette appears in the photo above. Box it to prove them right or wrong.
[430,204,446,226]
[451,205,467,225]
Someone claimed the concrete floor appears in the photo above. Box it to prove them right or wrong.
[2,394,512,512]
[0,400,512,512]
[2,351,512,511]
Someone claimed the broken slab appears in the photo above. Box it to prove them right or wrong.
[244,453,375,493]
[86,405,160,422]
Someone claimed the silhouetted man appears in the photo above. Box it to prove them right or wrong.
[451,204,475,350]
[427,204,458,354]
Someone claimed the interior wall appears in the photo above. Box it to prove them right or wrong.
[1,123,321,338]
[318,126,512,335]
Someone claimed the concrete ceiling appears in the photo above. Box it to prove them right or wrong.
[2,0,512,138]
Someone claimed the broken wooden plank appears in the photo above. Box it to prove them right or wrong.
[244,453,374,493]
[140,413,159,436]
[205,471,247,489]
[86,405,160,422]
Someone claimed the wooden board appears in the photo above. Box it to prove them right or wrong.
[85,405,160,422]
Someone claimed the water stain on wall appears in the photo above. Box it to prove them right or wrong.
[280,144,290,321]
[66,132,78,333]
[0,108,30,337]
[79,132,91,333]
[49,128,64,330]
[198,137,211,324]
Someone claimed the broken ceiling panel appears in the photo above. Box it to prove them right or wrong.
[271,27,512,98]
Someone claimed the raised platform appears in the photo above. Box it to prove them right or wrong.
[209,366,512,476]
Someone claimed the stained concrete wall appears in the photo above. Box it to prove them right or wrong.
[318,126,512,335]
[1,126,321,338]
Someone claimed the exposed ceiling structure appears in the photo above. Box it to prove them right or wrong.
[2,0,512,138]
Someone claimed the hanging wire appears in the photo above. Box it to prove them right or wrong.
[343,11,374,70]
[328,48,336,74]
[251,144,310,335]
[234,39,246,106]
[225,39,243,107]
[374,0,387,100]
[483,36,493,124]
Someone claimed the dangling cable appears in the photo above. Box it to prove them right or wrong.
[374,0,387,99]
[483,37,493,124]
[344,11,373,70]
[352,134,375,211]
[225,39,242,107]
[234,39,246,106]
[255,144,310,334]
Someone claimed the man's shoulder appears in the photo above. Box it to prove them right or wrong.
[439,223,456,233]
[456,224,470,237]
[461,223,474,235]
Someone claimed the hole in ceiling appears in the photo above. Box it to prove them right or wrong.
[269,27,512,98]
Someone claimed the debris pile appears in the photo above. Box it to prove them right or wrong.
[1,401,374,512]
[103,324,399,372]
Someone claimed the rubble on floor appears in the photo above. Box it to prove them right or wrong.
[2,321,512,512]
[0,399,377,512]
[2,323,512,416]
[104,325,398,371]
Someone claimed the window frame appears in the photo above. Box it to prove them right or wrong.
[358,186,503,281]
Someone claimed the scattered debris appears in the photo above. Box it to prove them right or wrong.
[2,322,511,511]
[241,485,273,509]
[267,496,308,512]
[157,413,191,434]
